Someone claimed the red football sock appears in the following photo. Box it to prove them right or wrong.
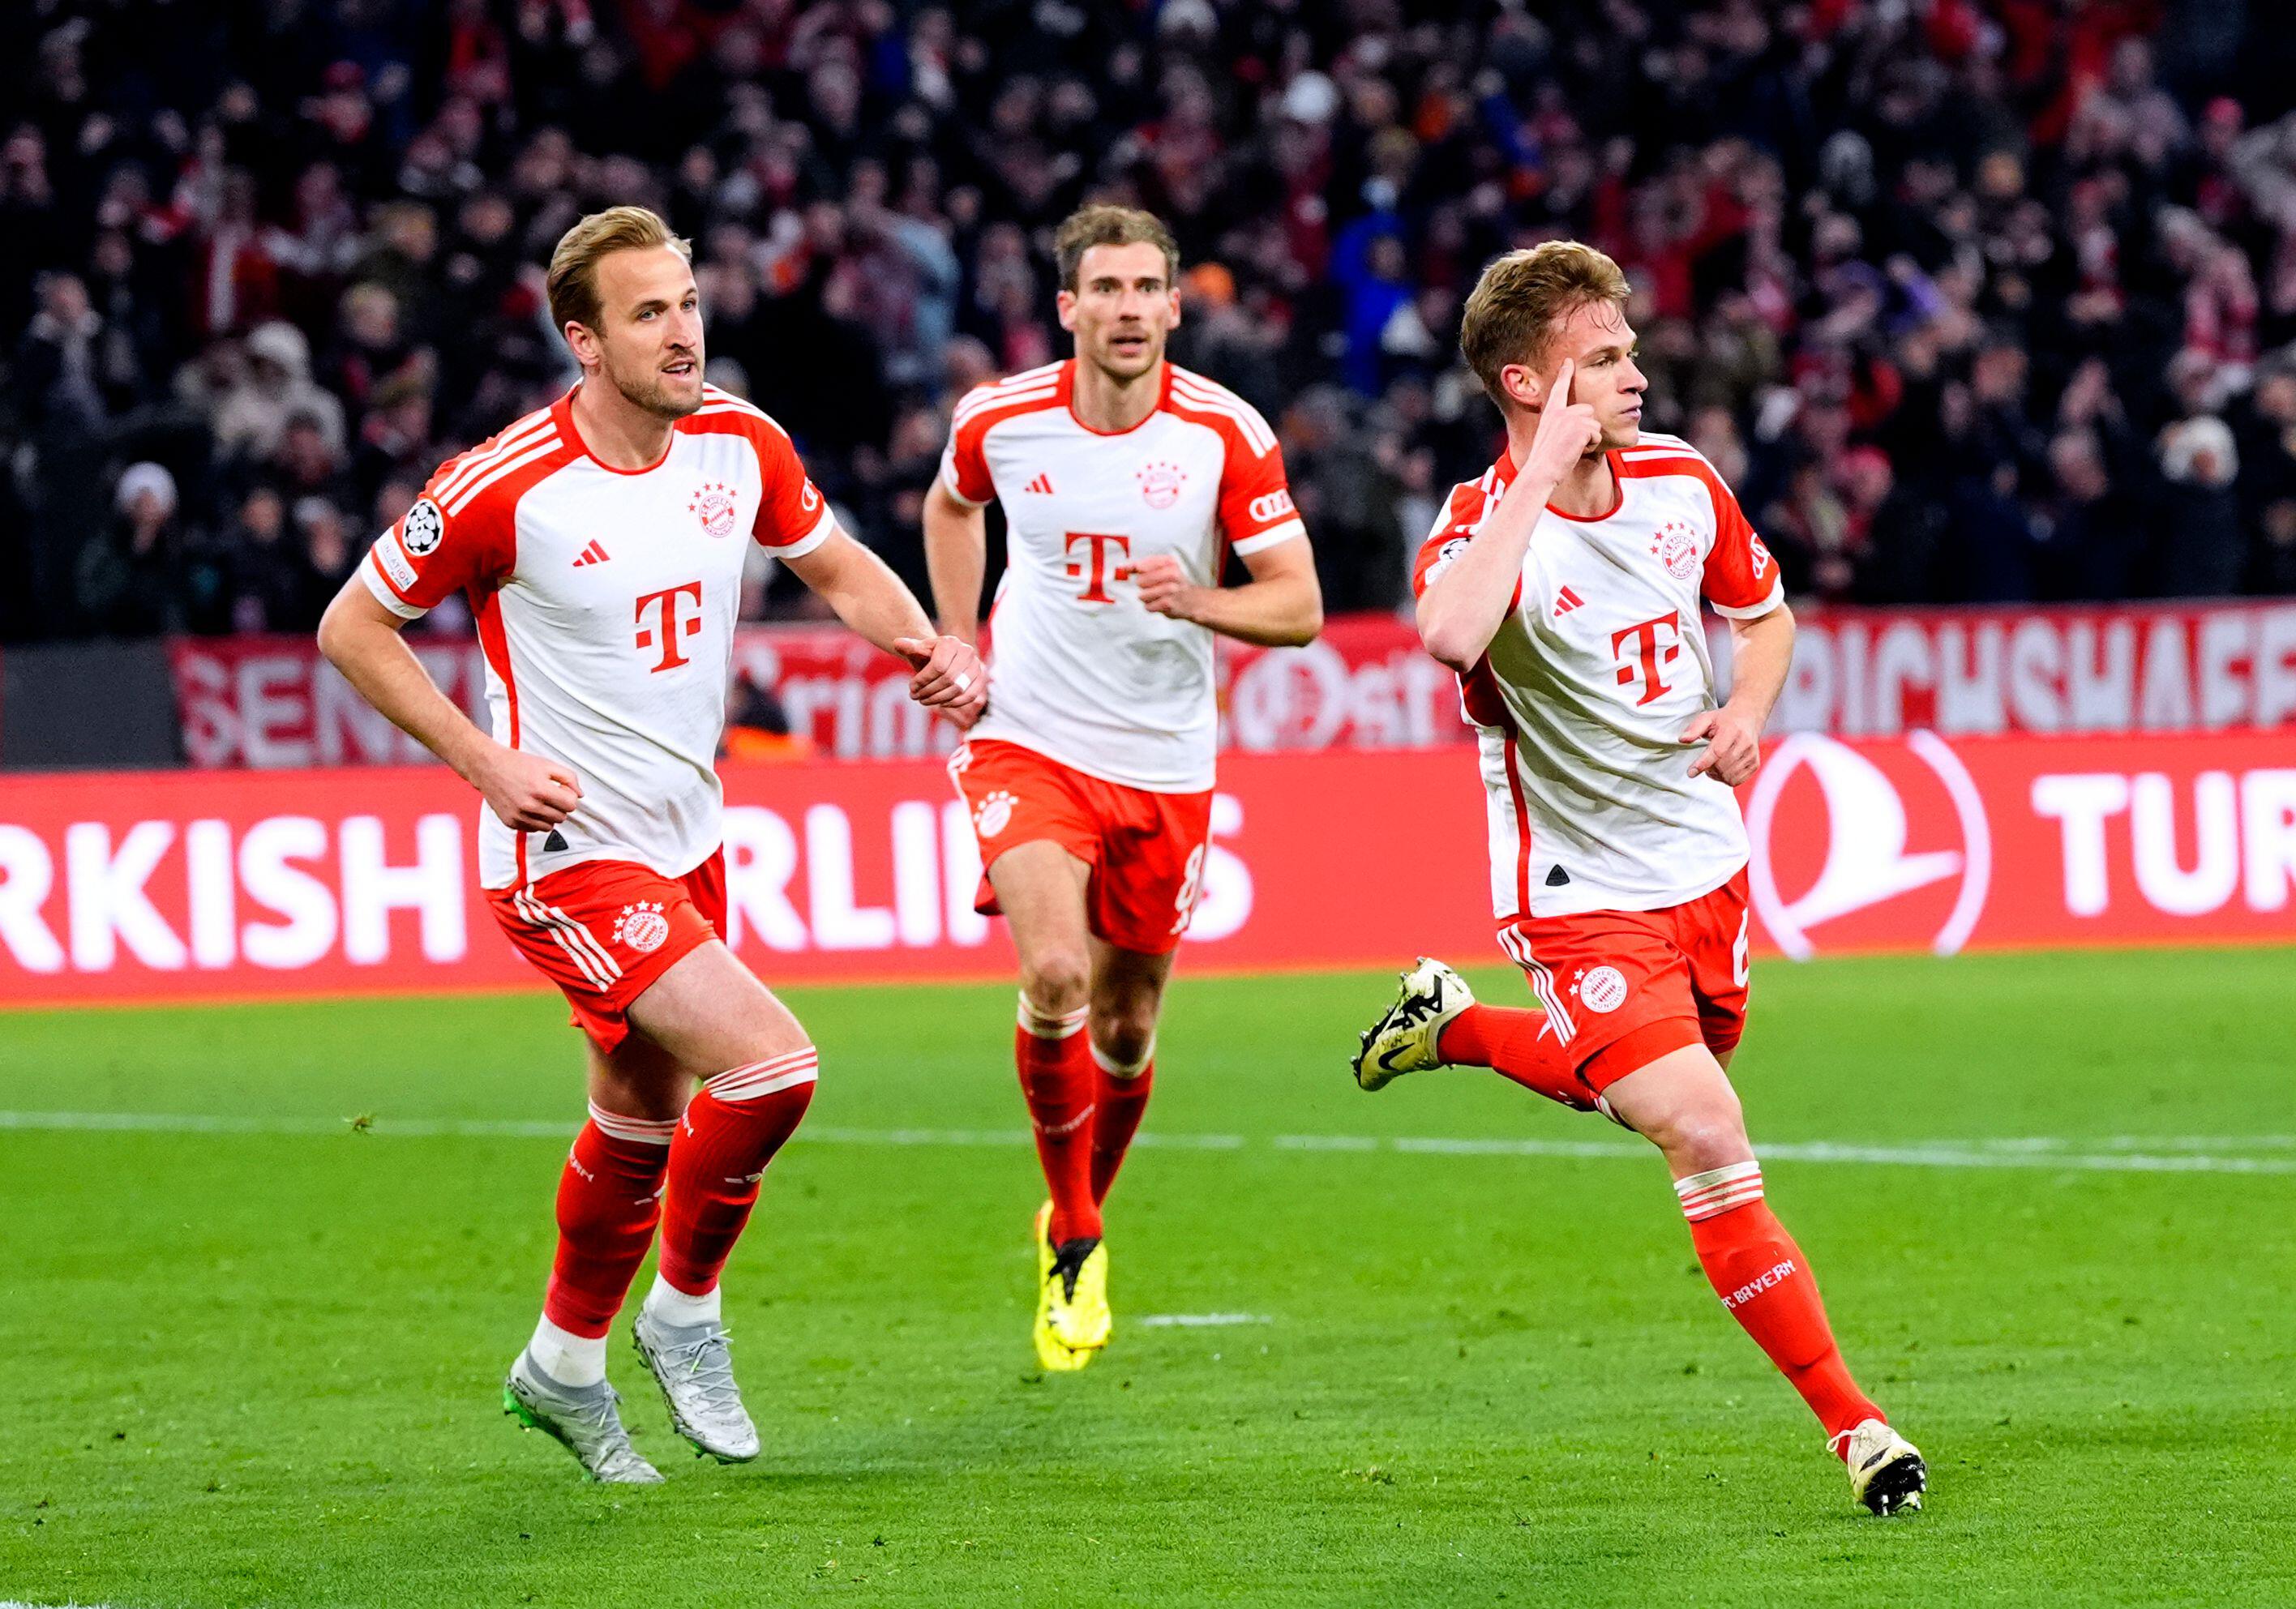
[656,1047,817,1296]
[1088,1039,1154,1206]
[1017,995,1100,1243]
[1437,1003,1593,1110]
[1677,1162,1883,1448]
[542,1104,675,1337]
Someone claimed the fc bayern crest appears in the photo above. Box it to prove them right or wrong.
[614,901,670,955]
[1137,460,1186,509]
[1576,965,1630,1013]
[975,790,1016,837]
[688,480,737,538]
[1650,520,1700,580]
[402,497,445,555]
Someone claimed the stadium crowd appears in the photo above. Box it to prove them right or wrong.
[6,0,2296,645]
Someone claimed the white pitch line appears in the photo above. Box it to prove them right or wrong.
[0,1111,2290,1175]
[1137,1313,1273,1328]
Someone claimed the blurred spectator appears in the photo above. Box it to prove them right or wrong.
[78,463,187,636]
[212,323,346,463]
[224,486,332,634]
[7,0,2296,646]
[2156,413,2247,596]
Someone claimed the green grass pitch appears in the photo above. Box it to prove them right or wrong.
[2,948,2292,1607]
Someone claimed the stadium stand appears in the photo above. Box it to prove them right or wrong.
[6,0,2296,646]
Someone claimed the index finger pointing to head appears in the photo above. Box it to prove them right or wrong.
[1553,357,1575,407]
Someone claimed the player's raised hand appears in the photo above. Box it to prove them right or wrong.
[1681,707,1763,786]
[469,742,583,831]
[1519,357,1602,486]
[894,634,989,727]
[1133,554,1202,621]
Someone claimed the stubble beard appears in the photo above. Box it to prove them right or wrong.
[611,354,705,420]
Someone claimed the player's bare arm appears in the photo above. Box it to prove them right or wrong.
[1417,357,1600,672]
[919,476,988,645]
[1681,603,1794,786]
[783,527,987,726]
[1135,538,1321,647]
[317,579,582,830]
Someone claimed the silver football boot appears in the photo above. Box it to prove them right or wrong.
[632,1308,761,1463]
[503,1350,664,1484]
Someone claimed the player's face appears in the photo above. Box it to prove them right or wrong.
[583,246,707,419]
[1516,299,1647,452]
[1058,242,1180,384]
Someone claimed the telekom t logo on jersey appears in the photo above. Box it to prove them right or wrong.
[1063,532,1133,603]
[634,582,704,672]
[1610,610,1682,706]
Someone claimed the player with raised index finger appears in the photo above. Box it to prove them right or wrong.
[1352,242,1926,1516]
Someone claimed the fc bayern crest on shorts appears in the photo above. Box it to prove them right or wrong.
[1137,460,1185,508]
[688,480,737,538]
[1576,965,1630,1013]
[975,790,1016,837]
[401,496,445,555]
[1650,520,1700,580]
[614,901,670,954]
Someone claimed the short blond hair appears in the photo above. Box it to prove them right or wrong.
[1055,204,1179,291]
[1459,242,1632,402]
[546,206,692,336]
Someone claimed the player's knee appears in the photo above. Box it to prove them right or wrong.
[1643,1086,1750,1172]
[1091,1010,1157,1073]
[1019,955,1090,1018]
[589,1056,688,1123]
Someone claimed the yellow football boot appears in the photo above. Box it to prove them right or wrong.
[1030,1202,1112,1372]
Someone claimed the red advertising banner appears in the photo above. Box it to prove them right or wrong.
[2,734,2290,1008]
[163,601,2296,769]
[1742,730,2296,956]
[1775,599,2296,738]
[164,614,1467,768]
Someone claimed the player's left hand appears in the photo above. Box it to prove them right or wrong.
[1680,706,1763,785]
[894,634,989,727]
[1134,554,1206,622]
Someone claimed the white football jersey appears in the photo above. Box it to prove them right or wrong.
[940,359,1305,792]
[360,383,833,889]
[1415,432,1785,920]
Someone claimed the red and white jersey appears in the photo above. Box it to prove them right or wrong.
[940,359,1304,792]
[1414,431,1785,921]
[359,382,834,890]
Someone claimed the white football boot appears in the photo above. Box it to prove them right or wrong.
[503,1350,664,1484]
[1353,958,1474,1091]
[1836,1419,1927,1515]
[632,1308,761,1463]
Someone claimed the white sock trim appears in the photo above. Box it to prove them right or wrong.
[642,1271,722,1328]
[528,1315,608,1388]
[1676,1160,1763,1222]
[586,1102,678,1145]
[706,1047,819,1103]
[1089,1036,1154,1077]
[1017,993,1089,1039]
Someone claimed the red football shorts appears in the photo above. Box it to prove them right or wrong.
[485,851,727,1052]
[1497,868,1752,1096]
[949,738,1213,956]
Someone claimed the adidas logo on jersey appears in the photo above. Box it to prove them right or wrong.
[1553,586,1585,617]
[572,540,611,567]
[1023,473,1055,494]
